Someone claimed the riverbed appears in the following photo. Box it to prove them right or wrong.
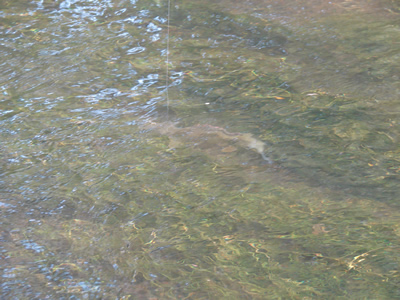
[1,0,400,298]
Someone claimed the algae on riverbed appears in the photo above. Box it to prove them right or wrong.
[2,0,400,298]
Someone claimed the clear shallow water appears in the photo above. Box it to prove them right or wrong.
[1,0,400,298]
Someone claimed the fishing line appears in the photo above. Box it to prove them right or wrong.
[166,0,171,118]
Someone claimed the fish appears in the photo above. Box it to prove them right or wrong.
[143,121,273,164]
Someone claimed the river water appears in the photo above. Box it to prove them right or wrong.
[1,0,400,298]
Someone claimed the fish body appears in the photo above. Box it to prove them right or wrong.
[144,121,272,163]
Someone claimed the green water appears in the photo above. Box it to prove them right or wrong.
[1,0,400,298]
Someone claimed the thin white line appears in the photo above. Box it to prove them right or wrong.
[166,0,171,117]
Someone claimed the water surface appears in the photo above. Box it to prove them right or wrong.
[1,0,400,298]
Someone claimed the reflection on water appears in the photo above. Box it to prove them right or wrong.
[223,0,400,100]
[1,0,400,298]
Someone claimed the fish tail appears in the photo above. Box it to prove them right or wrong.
[261,152,273,164]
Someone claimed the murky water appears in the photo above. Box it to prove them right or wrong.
[1,0,400,298]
